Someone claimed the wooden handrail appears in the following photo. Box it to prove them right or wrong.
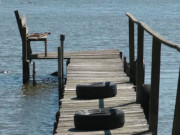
[126,12,180,135]
[126,12,180,52]
[126,12,138,23]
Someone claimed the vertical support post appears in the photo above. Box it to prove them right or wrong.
[45,39,47,57]
[65,58,70,84]
[58,46,63,99]
[22,26,30,84]
[129,19,135,83]
[14,10,23,39]
[123,57,127,73]
[33,62,36,86]
[149,37,161,135]
[60,34,65,87]
[136,24,144,103]
[172,68,180,135]
[58,34,65,99]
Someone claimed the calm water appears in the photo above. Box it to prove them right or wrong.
[0,0,180,134]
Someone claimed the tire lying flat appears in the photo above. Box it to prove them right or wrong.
[74,108,125,130]
[76,82,117,99]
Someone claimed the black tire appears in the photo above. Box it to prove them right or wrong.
[76,82,117,99]
[74,108,125,130]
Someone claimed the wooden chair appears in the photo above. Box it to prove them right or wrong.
[14,10,50,57]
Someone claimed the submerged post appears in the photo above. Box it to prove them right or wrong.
[136,24,145,104]
[172,68,180,135]
[149,37,161,135]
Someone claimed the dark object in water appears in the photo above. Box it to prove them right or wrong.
[51,71,58,76]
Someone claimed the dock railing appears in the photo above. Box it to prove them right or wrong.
[126,12,180,135]
[58,35,65,99]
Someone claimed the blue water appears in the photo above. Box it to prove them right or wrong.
[0,0,180,134]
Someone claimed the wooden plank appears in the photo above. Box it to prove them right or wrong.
[29,53,120,59]
[68,63,123,67]
[67,67,123,72]
[54,49,151,135]
[70,58,122,62]
[67,73,127,77]
[65,49,120,55]
[29,49,121,59]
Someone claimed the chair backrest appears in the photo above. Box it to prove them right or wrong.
[14,10,28,40]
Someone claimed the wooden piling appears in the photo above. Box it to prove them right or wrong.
[149,37,161,135]
[58,46,63,99]
[123,57,127,73]
[172,68,180,135]
[136,24,144,104]
[22,26,30,84]
[60,34,65,88]
[14,10,23,39]
[129,18,135,83]
[33,62,36,86]
[14,10,30,84]
[45,40,47,57]
[58,34,65,99]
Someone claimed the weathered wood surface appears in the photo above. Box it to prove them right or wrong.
[149,37,161,134]
[136,24,145,104]
[54,49,151,135]
[29,49,121,59]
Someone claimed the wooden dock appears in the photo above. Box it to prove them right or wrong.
[54,49,151,135]
[15,10,180,135]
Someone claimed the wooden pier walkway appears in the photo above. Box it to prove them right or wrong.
[54,49,151,135]
[15,10,180,135]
